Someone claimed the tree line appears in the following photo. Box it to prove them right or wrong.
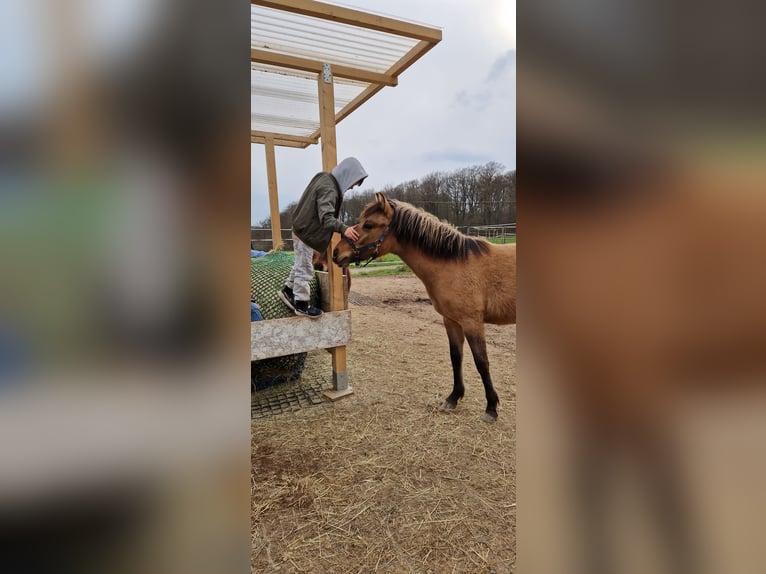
[257,162,516,229]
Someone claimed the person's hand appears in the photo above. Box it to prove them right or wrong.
[343,226,359,242]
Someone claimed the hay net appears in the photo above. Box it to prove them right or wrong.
[250,251,320,391]
[250,251,320,318]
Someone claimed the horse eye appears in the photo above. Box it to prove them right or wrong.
[362,222,374,230]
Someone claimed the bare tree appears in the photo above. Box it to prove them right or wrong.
[266,163,516,229]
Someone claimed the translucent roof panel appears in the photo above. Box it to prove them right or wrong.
[251,0,441,146]
[251,64,369,137]
[251,4,420,74]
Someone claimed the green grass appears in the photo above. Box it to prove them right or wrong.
[353,264,412,277]
[376,253,403,263]
[353,253,403,267]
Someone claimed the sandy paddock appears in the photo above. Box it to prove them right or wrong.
[252,274,516,573]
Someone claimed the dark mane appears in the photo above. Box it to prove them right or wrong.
[383,200,491,260]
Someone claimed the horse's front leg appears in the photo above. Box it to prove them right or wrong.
[441,317,465,411]
[465,325,499,421]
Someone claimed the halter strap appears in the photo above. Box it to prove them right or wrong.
[344,225,390,267]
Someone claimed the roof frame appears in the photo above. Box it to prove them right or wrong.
[251,48,398,86]
[252,0,442,42]
[250,130,318,148]
[251,0,441,146]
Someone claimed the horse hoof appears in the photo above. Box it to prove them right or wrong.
[440,401,457,412]
[482,412,498,423]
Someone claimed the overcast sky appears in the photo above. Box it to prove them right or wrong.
[251,0,516,225]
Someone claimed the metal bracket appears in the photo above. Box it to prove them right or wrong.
[322,62,332,84]
[332,370,349,391]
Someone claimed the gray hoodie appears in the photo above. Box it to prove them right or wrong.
[291,158,368,252]
[331,157,368,194]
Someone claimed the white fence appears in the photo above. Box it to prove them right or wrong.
[251,228,294,251]
[457,223,516,243]
[252,222,516,250]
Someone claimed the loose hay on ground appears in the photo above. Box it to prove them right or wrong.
[252,275,516,573]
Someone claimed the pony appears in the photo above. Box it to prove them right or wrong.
[333,192,516,421]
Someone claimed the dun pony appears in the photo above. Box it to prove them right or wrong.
[334,193,516,421]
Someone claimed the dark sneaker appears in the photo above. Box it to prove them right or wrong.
[294,300,323,319]
[277,286,295,311]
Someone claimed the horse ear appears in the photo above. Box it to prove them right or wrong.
[375,192,393,216]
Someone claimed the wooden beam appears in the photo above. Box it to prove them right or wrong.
[388,39,438,78]
[302,41,438,142]
[252,136,309,149]
[252,0,442,43]
[264,137,283,250]
[251,49,397,86]
[330,84,384,129]
[254,139,306,147]
[317,64,350,392]
[251,130,317,145]
[318,68,338,174]
[250,310,351,360]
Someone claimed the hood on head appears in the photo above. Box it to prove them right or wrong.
[331,157,368,193]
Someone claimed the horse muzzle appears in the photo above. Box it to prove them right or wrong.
[332,247,351,268]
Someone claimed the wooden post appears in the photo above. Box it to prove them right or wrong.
[50,0,96,170]
[318,63,352,398]
[264,137,282,250]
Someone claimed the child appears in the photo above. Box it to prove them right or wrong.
[278,157,367,318]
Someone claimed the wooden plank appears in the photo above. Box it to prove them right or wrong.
[318,67,338,174]
[250,310,351,361]
[323,387,354,401]
[327,236,345,311]
[251,49,397,86]
[252,136,310,149]
[263,42,439,145]
[388,39,438,78]
[317,65,349,391]
[335,84,384,125]
[315,269,348,311]
[252,130,318,145]
[302,41,433,144]
[252,0,443,43]
[264,137,282,249]
[330,345,349,389]
[318,70,342,310]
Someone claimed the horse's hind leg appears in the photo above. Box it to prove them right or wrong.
[441,317,465,411]
[465,326,499,421]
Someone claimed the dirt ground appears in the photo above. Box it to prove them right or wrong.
[252,274,516,573]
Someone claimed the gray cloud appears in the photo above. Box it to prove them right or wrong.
[453,89,493,111]
[487,50,516,82]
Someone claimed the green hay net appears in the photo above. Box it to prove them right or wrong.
[251,251,320,391]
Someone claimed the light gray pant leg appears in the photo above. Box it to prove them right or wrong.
[285,250,296,289]
[285,236,305,289]
[291,237,314,302]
